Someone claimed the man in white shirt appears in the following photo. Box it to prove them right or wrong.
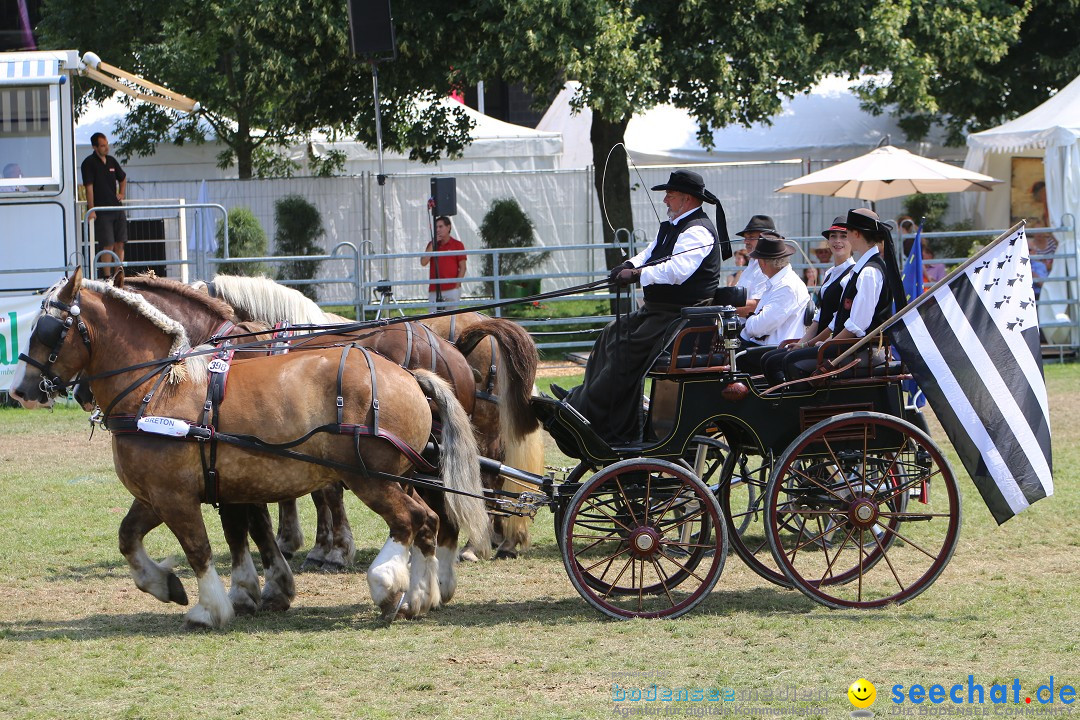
[737,232,809,374]
[733,214,774,317]
[555,169,730,443]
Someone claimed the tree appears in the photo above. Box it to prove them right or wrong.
[859,0,1077,145]
[274,195,324,300]
[215,207,268,276]
[446,1,1024,273]
[479,198,550,297]
[37,0,477,178]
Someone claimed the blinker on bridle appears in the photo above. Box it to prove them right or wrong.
[18,292,92,397]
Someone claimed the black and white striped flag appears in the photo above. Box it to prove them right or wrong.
[888,224,1053,524]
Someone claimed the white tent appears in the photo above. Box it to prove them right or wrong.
[538,78,964,169]
[76,96,563,180]
[964,75,1080,344]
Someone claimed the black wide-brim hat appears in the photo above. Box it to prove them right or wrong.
[821,215,847,238]
[651,169,720,205]
[839,208,887,235]
[748,231,795,259]
[736,214,777,237]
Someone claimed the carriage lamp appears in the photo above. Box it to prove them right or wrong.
[717,305,741,351]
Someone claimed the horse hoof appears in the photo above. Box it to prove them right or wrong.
[258,594,292,613]
[232,598,258,616]
[300,557,324,572]
[379,592,405,623]
[495,549,519,560]
[458,549,479,563]
[167,574,189,605]
[183,618,214,632]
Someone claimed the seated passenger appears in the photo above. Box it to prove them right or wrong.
[556,169,730,443]
[782,208,906,382]
[734,231,810,375]
[732,215,775,317]
[760,217,854,384]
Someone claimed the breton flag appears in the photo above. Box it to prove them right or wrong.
[888,223,1053,524]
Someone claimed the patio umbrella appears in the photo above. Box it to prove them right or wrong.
[776,145,1002,201]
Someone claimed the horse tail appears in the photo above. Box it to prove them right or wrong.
[498,418,546,550]
[456,319,540,441]
[413,370,490,558]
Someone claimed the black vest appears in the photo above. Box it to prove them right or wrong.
[642,208,721,306]
[816,263,854,332]
[831,253,892,335]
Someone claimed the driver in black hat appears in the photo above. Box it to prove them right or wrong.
[553,169,730,444]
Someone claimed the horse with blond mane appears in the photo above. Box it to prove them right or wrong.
[11,269,488,627]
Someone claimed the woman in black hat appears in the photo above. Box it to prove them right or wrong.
[758,217,854,384]
[781,208,906,382]
[556,169,729,443]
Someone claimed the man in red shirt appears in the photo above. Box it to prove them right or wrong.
[421,215,467,310]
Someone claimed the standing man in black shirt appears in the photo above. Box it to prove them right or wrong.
[81,133,128,278]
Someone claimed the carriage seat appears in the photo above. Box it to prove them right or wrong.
[650,305,732,374]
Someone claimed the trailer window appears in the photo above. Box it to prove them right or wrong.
[0,85,61,192]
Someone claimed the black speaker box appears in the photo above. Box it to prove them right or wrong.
[431,177,457,217]
[346,0,396,58]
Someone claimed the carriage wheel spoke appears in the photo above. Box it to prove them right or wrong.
[580,496,634,535]
[613,477,640,527]
[582,545,631,575]
[649,558,677,608]
[786,456,849,503]
[600,555,636,599]
[653,482,692,527]
[820,437,859,500]
[877,522,941,561]
[656,549,707,584]
[870,526,907,593]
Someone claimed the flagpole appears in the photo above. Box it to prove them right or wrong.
[830,220,1027,366]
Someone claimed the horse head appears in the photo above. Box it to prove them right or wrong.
[10,268,92,408]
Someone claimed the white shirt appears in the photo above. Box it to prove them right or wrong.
[734,259,768,301]
[843,246,885,337]
[740,264,810,345]
[630,207,715,287]
[812,257,856,324]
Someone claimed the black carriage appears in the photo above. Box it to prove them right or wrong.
[520,305,961,619]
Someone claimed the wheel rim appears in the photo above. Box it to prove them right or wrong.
[765,412,961,609]
[562,459,728,619]
[715,439,792,587]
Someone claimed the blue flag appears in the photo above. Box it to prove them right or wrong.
[902,221,925,303]
[899,221,926,407]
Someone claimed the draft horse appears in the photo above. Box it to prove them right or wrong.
[199,274,543,561]
[11,269,488,628]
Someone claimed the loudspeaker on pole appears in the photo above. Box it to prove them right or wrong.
[430,177,457,217]
[346,0,397,59]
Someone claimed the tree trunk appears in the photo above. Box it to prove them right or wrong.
[590,114,634,313]
[236,138,253,180]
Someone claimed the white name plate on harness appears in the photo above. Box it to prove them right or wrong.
[137,416,192,438]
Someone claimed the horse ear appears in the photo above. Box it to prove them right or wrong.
[112,267,126,288]
[59,267,83,304]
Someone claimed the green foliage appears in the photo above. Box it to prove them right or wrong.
[902,194,994,261]
[39,0,476,178]
[860,0,1079,145]
[215,207,268,276]
[903,194,952,232]
[479,198,550,297]
[273,195,324,300]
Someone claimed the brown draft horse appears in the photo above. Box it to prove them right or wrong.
[200,275,543,561]
[10,269,488,628]
[116,271,491,602]
[424,311,545,559]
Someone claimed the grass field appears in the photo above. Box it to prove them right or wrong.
[1,366,1078,719]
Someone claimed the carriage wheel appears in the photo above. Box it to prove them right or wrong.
[562,458,728,619]
[553,462,595,554]
[714,438,795,588]
[764,412,961,609]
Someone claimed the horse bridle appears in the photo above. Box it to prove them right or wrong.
[18,292,92,398]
